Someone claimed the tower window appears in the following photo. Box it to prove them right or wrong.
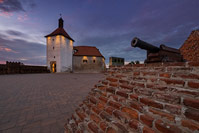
[83,60,87,63]
[52,39,54,41]
[54,56,55,58]
[53,46,54,50]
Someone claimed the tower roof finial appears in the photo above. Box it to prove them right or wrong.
[58,15,64,28]
[60,13,62,18]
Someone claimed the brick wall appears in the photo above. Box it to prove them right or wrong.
[64,62,199,133]
[0,62,50,74]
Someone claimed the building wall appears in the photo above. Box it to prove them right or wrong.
[47,35,73,72]
[64,62,199,132]
[73,56,105,73]
[109,57,124,66]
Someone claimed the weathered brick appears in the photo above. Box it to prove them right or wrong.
[119,79,129,84]
[188,62,199,66]
[116,91,128,98]
[97,102,105,110]
[109,82,118,87]
[121,107,138,120]
[142,72,156,76]
[149,108,175,121]
[88,122,99,133]
[130,101,143,112]
[146,84,168,91]
[183,98,199,109]
[108,100,122,109]
[174,89,199,96]
[129,119,139,130]
[92,106,102,114]
[100,122,108,131]
[90,97,97,104]
[135,88,152,96]
[165,104,181,115]
[173,73,199,80]
[153,92,180,104]
[106,77,118,82]
[102,81,108,85]
[105,106,115,115]
[140,114,154,127]
[143,126,155,133]
[90,113,101,124]
[98,85,107,91]
[130,94,138,101]
[131,82,145,88]
[99,96,108,103]
[155,119,182,133]
[113,110,128,122]
[107,127,117,133]
[76,111,86,121]
[160,79,185,86]
[108,94,119,101]
[133,71,140,76]
[100,111,112,122]
[120,84,133,90]
[185,108,199,122]
[181,119,199,131]
[113,122,128,133]
[159,73,171,78]
[106,87,116,94]
[188,81,199,89]
[140,98,163,109]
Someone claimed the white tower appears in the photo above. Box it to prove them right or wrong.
[45,17,74,73]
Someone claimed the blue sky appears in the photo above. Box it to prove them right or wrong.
[0,0,199,65]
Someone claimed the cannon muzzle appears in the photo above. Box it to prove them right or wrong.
[131,37,160,53]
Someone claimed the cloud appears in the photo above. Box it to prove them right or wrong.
[0,0,36,13]
[0,32,46,65]
[0,0,24,12]
[6,29,26,36]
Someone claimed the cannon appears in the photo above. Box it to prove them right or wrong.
[131,37,184,63]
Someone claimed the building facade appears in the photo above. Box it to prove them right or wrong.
[73,46,105,73]
[109,57,124,67]
[45,18,105,73]
[45,18,74,72]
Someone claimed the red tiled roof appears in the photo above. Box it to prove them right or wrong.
[73,46,104,58]
[45,28,74,42]
[180,30,199,62]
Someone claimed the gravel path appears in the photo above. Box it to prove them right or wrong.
[0,73,104,133]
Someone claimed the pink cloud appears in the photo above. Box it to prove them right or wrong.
[0,0,3,3]
[0,61,6,64]
[0,11,13,18]
[0,46,18,53]
[17,14,28,22]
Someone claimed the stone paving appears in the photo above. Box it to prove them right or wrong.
[0,73,104,133]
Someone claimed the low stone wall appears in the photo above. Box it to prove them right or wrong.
[0,62,49,74]
[64,62,199,133]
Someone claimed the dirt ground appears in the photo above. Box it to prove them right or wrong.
[0,73,104,133]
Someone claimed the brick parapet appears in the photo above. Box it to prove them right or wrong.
[65,62,199,132]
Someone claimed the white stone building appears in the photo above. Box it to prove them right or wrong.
[45,17,74,72]
[45,18,105,73]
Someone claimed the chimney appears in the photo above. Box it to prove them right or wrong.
[59,17,64,28]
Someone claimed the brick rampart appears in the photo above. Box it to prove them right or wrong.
[0,62,49,74]
[64,62,199,133]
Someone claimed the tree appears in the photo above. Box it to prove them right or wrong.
[135,60,140,64]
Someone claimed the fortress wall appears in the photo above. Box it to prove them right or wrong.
[64,62,199,133]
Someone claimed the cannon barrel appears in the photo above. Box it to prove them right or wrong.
[131,37,160,53]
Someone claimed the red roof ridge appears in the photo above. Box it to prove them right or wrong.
[73,46,104,58]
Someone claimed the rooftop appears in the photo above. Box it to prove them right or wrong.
[73,46,104,58]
